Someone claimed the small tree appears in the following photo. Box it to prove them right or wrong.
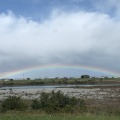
[81,75,90,78]
[27,78,30,80]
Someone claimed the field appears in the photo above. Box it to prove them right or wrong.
[0,115,120,120]
[0,78,120,119]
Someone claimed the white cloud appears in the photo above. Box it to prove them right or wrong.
[93,0,120,17]
[0,10,120,74]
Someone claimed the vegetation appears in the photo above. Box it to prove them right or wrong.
[0,91,85,114]
[0,77,120,86]
[0,115,120,120]
[0,90,120,116]
[81,75,90,78]
[1,96,28,112]
[0,77,119,119]
[32,90,86,113]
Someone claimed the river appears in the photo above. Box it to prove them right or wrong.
[1,83,120,90]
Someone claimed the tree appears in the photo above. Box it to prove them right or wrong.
[81,75,90,79]
[27,78,30,80]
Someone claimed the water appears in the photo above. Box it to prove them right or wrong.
[1,84,120,90]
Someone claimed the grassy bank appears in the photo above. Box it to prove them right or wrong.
[0,89,120,116]
[0,114,120,120]
[0,77,120,86]
[0,86,120,119]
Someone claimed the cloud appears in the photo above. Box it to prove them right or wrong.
[0,9,120,74]
[93,0,120,17]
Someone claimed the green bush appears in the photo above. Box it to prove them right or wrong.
[1,96,28,112]
[32,99,40,109]
[31,90,86,113]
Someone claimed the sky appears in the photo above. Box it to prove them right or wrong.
[0,0,120,79]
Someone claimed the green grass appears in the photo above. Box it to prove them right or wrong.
[0,77,120,86]
[0,115,120,120]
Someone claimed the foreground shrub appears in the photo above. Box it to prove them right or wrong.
[31,90,86,113]
[1,96,28,112]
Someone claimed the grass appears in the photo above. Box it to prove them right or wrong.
[0,77,120,86]
[0,78,120,120]
[0,115,120,120]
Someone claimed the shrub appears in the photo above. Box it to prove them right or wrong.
[32,99,40,109]
[1,96,28,112]
[31,90,86,113]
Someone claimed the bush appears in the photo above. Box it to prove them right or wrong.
[32,99,40,109]
[31,90,86,113]
[1,96,28,112]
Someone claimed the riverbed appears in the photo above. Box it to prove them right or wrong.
[0,85,120,100]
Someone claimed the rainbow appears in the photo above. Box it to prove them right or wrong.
[0,64,120,79]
